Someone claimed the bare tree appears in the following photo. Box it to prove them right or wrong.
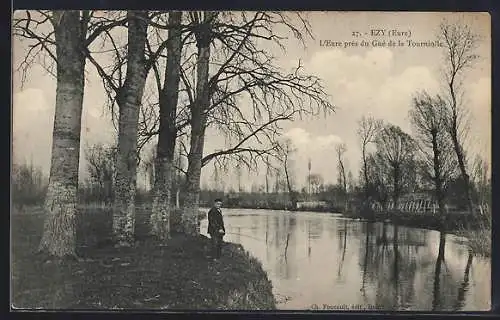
[150,11,183,241]
[336,143,348,212]
[181,11,217,235]
[410,91,457,222]
[438,19,481,216]
[357,115,382,200]
[14,11,87,257]
[119,12,333,234]
[375,124,415,209]
[109,11,151,246]
[279,138,298,208]
[84,143,117,205]
[162,12,332,234]
[13,10,130,256]
[194,12,333,171]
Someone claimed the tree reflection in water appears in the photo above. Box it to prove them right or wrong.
[454,249,474,310]
[274,214,298,280]
[307,220,311,259]
[360,221,374,301]
[393,225,400,309]
[359,222,423,310]
[432,231,446,311]
[336,219,348,281]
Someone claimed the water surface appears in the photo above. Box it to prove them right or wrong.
[199,208,490,311]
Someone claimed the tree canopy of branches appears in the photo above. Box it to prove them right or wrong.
[14,10,336,240]
[374,123,416,208]
[410,91,457,219]
[133,12,334,176]
[177,11,334,233]
[357,115,382,200]
[365,151,391,209]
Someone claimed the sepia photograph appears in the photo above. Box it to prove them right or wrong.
[11,11,491,311]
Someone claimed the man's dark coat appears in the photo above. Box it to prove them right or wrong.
[207,207,225,236]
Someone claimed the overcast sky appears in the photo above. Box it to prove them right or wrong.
[12,11,491,191]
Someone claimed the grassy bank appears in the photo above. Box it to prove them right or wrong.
[11,206,276,310]
[455,228,491,257]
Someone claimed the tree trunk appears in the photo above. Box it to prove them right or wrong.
[448,78,475,217]
[450,131,475,215]
[150,11,183,240]
[340,162,347,212]
[392,165,401,210]
[431,131,447,228]
[113,11,149,246]
[362,146,370,203]
[183,13,213,236]
[284,158,296,209]
[39,11,86,258]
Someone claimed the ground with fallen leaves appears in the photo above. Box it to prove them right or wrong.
[11,207,276,310]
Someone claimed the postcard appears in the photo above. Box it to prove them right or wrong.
[12,11,491,311]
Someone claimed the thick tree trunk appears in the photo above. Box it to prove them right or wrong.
[183,107,207,235]
[150,11,183,240]
[39,11,86,258]
[112,11,149,246]
[183,14,213,235]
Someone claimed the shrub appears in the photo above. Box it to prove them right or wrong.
[12,162,47,206]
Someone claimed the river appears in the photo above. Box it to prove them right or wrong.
[199,208,490,311]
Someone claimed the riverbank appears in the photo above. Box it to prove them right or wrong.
[11,207,276,310]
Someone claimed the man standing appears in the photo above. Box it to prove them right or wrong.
[207,198,225,259]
